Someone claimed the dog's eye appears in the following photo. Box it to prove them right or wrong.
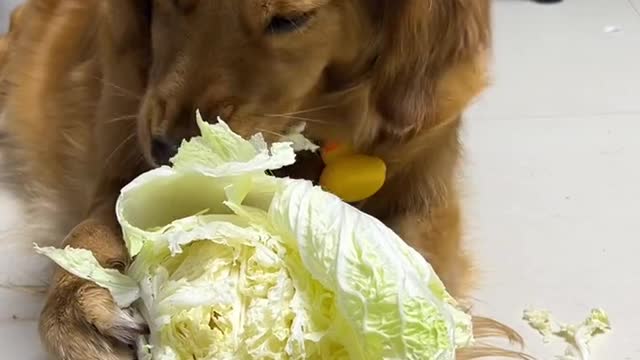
[173,0,198,13]
[266,13,313,35]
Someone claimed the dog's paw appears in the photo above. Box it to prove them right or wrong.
[39,275,146,360]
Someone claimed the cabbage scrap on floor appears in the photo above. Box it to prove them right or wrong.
[36,112,474,360]
[523,308,611,360]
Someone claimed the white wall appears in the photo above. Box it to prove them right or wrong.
[0,0,22,32]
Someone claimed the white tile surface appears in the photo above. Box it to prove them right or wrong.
[466,0,640,358]
[0,0,22,32]
[0,320,44,359]
[476,0,640,121]
[464,114,640,359]
[1,0,638,359]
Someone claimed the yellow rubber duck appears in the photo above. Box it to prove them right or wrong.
[319,142,386,203]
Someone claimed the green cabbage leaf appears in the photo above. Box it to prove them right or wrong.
[37,112,473,359]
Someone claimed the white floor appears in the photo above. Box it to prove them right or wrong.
[0,0,21,32]
[1,0,639,359]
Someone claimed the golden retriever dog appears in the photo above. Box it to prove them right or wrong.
[0,0,525,359]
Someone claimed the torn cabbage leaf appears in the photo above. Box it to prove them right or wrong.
[37,112,473,359]
[523,308,611,360]
[34,245,139,307]
[278,122,320,153]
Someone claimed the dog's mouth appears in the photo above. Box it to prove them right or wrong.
[146,132,326,184]
[271,149,325,184]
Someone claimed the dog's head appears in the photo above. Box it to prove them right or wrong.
[100,0,490,166]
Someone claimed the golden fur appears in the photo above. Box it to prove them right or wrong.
[0,0,528,359]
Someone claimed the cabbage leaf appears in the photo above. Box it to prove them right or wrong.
[36,114,473,359]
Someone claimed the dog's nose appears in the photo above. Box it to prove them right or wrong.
[151,137,180,166]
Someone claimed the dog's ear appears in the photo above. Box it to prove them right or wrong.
[0,5,24,77]
[8,4,25,34]
[371,0,492,138]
